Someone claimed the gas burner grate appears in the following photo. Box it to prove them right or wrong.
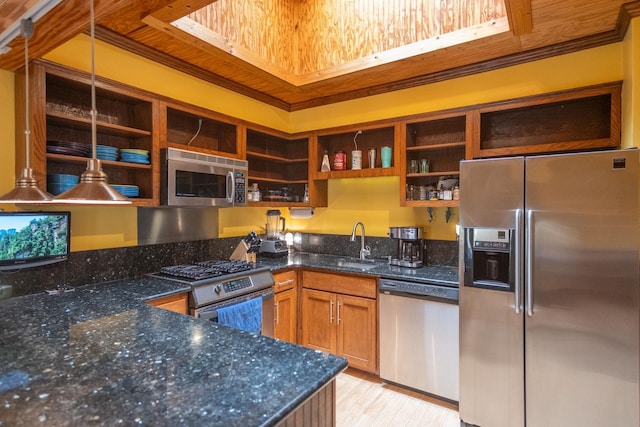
[196,259,254,274]
[160,264,224,281]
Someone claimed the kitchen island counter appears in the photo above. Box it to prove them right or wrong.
[0,277,347,426]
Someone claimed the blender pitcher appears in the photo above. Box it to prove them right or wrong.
[265,209,285,240]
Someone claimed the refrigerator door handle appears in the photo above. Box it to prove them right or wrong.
[526,209,534,317]
[514,208,523,314]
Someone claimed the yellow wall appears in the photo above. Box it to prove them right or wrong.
[1,21,635,250]
[0,69,15,197]
[218,177,458,240]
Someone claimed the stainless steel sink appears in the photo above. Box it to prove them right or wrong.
[336,259,378,270]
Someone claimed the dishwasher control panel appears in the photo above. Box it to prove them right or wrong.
[379,278,458,302]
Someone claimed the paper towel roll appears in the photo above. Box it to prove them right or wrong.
[289,208,314,219]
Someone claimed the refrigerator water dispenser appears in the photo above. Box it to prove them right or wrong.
[463,227,514,291]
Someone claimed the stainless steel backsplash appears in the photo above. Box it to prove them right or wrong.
[137,207,219,245]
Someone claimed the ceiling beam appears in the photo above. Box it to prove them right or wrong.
[148,0,220,24]
[0,0,129,71]
[504,0,533,36]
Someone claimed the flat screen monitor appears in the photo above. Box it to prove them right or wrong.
[0,211,71,271]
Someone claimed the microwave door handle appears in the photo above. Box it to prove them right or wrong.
[226,171,235,204]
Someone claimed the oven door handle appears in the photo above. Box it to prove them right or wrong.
[194,288,274,321]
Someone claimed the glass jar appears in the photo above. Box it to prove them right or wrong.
[419,186,428,200]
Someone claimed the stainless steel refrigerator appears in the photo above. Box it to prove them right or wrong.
[458,149,639,427]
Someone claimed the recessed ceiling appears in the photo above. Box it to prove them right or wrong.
[0,0,638,111]
[165,0,511,86]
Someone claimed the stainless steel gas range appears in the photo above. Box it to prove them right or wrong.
[150,260,274,336]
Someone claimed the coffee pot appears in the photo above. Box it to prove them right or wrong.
[389,226,425,268]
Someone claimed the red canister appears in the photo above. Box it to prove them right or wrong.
[333,151,346,170]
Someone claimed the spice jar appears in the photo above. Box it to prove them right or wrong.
[453,186,460,201]
[333,151,346,170]
[419,186,428,200]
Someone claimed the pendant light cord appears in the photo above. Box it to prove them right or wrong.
[22,20,34,169]
[90,0,97,159]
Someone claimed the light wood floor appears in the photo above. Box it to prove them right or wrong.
[336,369,460,427]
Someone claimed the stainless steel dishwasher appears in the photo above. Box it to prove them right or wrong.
[379,277,459,402]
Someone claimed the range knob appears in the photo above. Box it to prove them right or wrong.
[214,285,221,294]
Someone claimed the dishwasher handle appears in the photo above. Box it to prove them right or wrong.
[379,278,459,304]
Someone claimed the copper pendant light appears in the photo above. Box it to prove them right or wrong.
[0,19,54,204]
[54,0,130,205]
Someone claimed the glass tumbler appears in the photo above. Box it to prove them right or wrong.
[410,160,419,174]
[420,159,429,173]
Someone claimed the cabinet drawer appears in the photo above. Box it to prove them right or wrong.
[273,270,297,292]
[302,270,377,299]
[147,293,189,315]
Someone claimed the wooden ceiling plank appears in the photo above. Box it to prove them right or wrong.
[504,0,533,36]
[98,0,178,35]
[141,14,311,95]
[294,17,511,86]
[149,0,220,24]
[167,15,297,86]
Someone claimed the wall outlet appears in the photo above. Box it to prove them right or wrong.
[0,284,12,300]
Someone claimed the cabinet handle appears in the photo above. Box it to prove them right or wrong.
[329,300,334,324]
[277,279,294,286]
[337,301,342,324]
[274,301,279,324]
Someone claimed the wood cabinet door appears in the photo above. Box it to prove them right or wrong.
[274,288,298,344]
[300,289,336,354]
[147,293,188,315]
[337,294,377,373]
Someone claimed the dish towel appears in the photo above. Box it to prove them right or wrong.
[217,297,262,334]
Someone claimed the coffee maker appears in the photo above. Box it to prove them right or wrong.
[259,209,289,257]
[389,226,425,268]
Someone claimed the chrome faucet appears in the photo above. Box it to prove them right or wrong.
[350,221,371,260]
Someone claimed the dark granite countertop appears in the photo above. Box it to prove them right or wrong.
[0,277,347,426]
[0,250,456,425]
[256,252,459,287]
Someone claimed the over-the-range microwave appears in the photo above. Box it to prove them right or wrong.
[161,147,247,207]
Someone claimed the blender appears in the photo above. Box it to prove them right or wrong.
[259,210,289,257]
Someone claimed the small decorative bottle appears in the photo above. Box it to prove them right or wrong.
[321,150,331,172]
[303,184,309,203]
[453,186,460,201]
[251,183,261,201]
